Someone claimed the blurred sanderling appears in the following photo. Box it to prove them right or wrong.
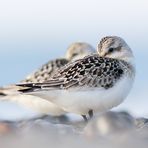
[22,42,95,83]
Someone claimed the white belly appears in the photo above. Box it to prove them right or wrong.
[38,76,134,115]
[27,75,134,116]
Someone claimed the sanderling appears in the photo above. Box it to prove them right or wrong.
[0,42,95,116]
[22,42,95,83]
[17,36,136,121]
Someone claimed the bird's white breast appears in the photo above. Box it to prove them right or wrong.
[46,75,134,115]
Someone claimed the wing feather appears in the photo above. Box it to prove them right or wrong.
[17,55,127,93]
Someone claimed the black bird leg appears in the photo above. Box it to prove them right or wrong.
[82,110,93,122]
[88,110,93,119]
[82,115,88,122]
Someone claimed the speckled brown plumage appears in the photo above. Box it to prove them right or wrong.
[18,54,132,92]
[21,58,69,83]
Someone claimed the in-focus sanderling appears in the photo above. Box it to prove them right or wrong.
[17,36,136,121]
[0,42,95,116]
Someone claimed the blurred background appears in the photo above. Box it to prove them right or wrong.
[0,0,148,119]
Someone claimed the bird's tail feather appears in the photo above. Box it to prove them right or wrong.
[0,85,25,97]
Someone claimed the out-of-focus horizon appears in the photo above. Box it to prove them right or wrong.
[0,0,148,119]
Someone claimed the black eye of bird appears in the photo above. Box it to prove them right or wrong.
[108,48,114,53]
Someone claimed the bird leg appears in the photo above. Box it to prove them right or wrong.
[82,110,93,122]
[82,115,88,122]
[88,110,93,119]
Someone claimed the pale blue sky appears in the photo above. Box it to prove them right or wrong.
[0,0,148,118]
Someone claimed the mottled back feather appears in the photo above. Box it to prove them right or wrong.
[18,54,132,92]
[21,58,69,83]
